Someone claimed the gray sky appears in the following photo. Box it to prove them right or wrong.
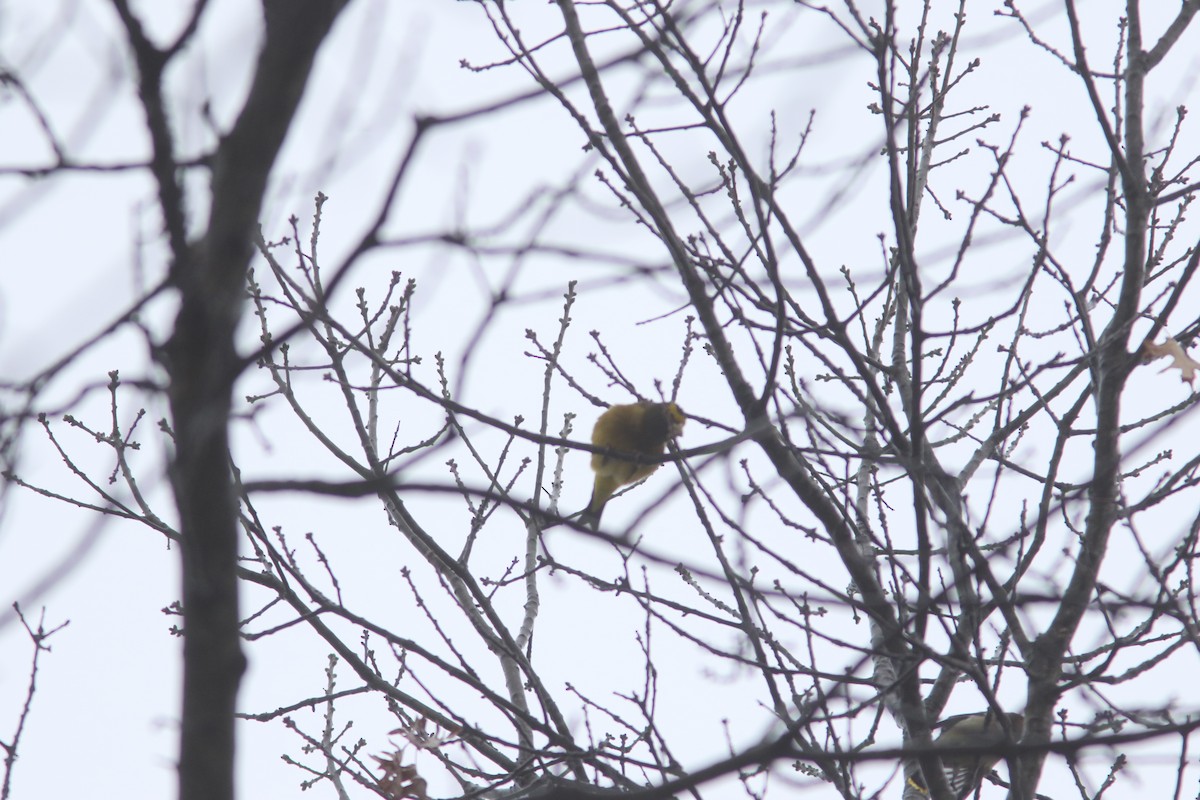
[2,1,1199,798]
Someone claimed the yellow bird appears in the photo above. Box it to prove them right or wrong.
[579,401,686,528]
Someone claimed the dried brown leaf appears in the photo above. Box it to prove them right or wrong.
[1140,338,1200,384]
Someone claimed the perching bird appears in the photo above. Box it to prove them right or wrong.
[908,712,1025,799]
[578,401,686,528]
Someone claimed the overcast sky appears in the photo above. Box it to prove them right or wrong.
[2,1,1200,798]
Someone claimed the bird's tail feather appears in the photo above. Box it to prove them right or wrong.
[578,491,603,529]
